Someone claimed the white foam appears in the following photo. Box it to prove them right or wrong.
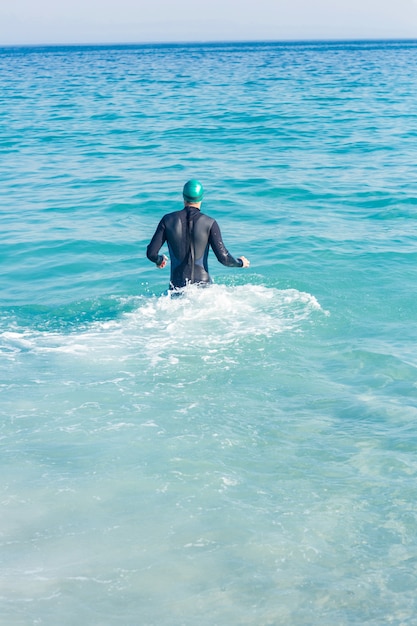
[0,285,326,367]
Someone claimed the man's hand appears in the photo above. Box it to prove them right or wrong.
[238,256,250,268]
[157,254,168,269]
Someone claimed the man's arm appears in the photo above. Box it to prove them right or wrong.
[147,219,167,267]
[209,220,249,268]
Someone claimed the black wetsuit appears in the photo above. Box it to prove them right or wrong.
[147,205,243,289]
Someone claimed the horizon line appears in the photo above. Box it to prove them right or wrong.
[1,36,417,49]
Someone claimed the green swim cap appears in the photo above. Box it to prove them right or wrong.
[183,179,204,203]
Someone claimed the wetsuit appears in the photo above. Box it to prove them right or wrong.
[147,205,243,289]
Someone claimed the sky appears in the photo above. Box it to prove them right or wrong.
[1,0,417,45]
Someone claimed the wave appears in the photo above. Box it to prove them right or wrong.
[0,285,326,367]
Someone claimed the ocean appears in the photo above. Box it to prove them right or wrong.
[1,40,417,625]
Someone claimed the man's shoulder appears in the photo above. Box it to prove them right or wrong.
[198,211,215,225]
[161,207,215,226]
[161,208,185,221]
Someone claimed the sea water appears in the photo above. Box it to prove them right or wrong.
[1,40,417,625]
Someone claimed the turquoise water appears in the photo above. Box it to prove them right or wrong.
[1,41,417,625]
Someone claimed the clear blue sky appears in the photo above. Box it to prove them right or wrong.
[1,0,417,45]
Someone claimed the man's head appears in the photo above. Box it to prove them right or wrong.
[183,179,204,205]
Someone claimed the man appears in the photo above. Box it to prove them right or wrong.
[147,180,250,290]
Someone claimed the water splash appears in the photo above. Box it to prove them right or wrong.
[0,285,325,365]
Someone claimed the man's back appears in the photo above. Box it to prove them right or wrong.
[146,180,249,290]
[161,205,214,287]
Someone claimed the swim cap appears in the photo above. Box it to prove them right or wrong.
[183,179,204,203]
